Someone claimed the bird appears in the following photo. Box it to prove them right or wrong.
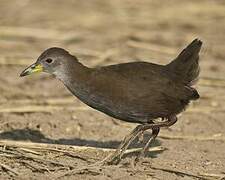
[20,39,202,164]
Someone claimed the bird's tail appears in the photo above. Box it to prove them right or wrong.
[166,39,202,86]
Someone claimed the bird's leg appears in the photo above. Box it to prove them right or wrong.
[134,115,177,163]
[137,120,153,144]
[137,131,145,143]
[118,128,144,159]
[110,129,145,165]
[134,127,160,163]
[103,116,177,165]
[103,124,145,164]
[116,124,144,152]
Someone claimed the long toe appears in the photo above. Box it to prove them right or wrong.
[100,151,123,165]
[109,152,123,165]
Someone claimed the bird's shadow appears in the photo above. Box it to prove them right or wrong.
[0,128,164,158]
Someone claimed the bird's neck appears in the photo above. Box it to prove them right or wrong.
[54,60,91,93]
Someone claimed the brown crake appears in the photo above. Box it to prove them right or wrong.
[20,39,202,164]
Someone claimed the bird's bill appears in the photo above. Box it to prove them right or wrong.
[20,63,43,77]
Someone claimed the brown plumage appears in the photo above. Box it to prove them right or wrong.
[20,39,202,164]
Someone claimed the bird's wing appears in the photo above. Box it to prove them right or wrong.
[87,62,189,119]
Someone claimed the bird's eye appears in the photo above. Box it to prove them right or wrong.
[45,58,53,63]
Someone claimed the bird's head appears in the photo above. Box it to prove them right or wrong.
[20,47,75,78]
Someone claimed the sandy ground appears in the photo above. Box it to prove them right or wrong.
[0,0,225,179]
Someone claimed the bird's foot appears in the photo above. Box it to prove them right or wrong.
[105,151,123,165]
[96,149,124,166]
[103,140,134,165]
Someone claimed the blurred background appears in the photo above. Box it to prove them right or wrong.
[0,0,225,179]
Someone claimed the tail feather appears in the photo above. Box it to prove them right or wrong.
[166,39,202,86]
